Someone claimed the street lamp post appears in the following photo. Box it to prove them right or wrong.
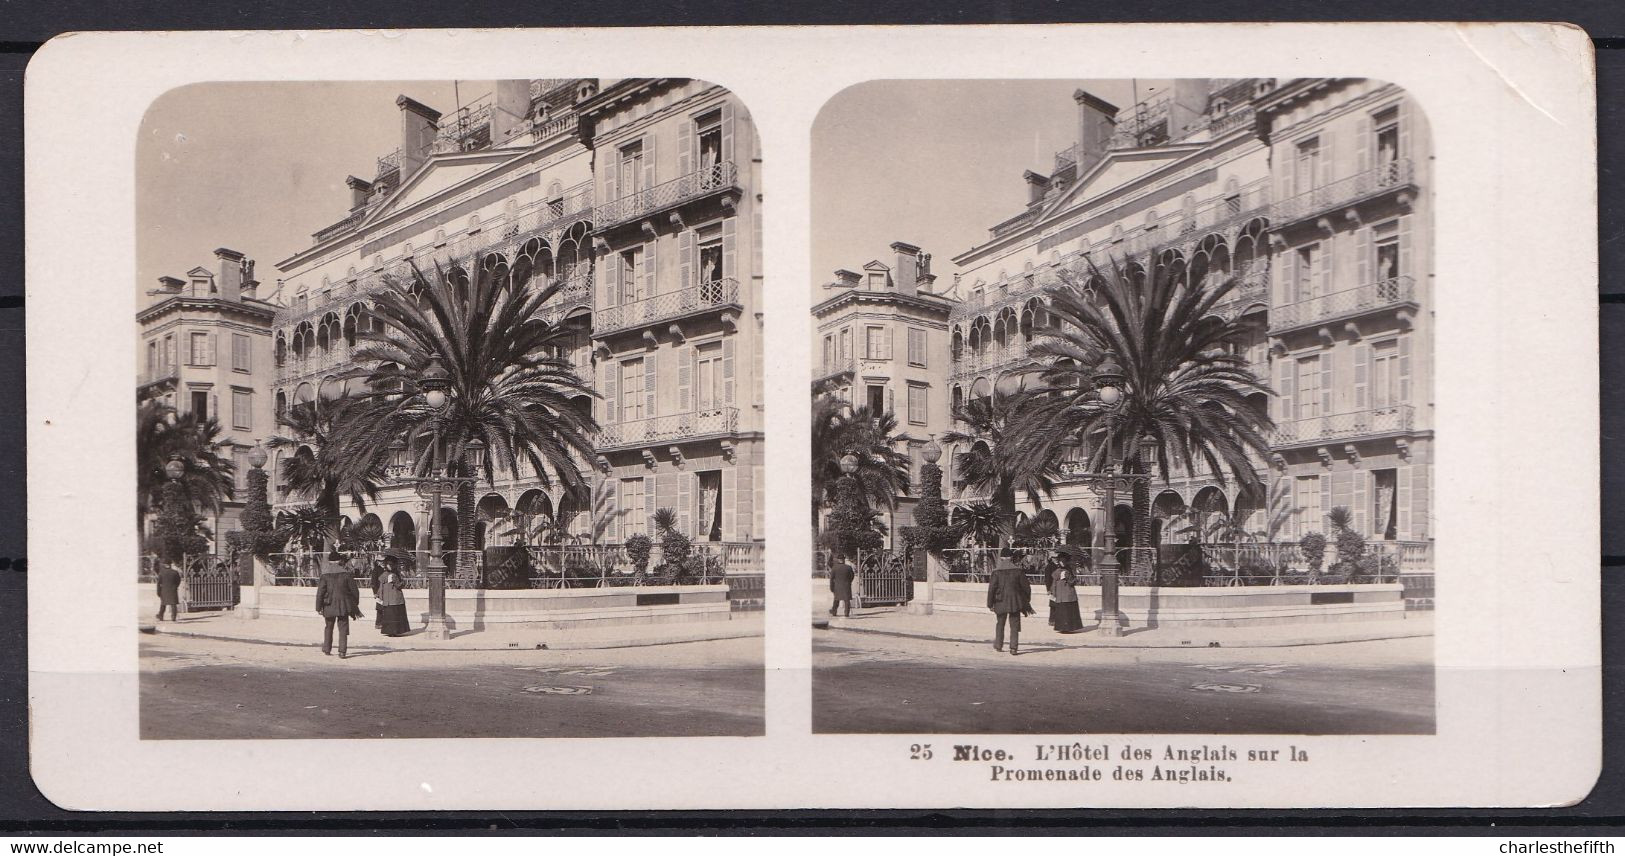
[414,356,485,640]
[1082,358,1150,638]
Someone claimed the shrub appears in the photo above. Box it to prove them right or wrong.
[625,533,653,577]
[1299,531,1327,579]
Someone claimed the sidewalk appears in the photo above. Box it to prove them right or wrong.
[814,607,1432,648]
[141,610,763,652]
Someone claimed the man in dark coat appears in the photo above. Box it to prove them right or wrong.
[829,553,856,618]
[315,552,365,658]
[156,563,182,621]
[987,556,1035,655]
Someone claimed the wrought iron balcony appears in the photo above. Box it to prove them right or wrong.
[1272,404,1416,447]
[950,339,1034,382]
[596,278,741,336]
[538,274,593,323]
[1117,179,1272,259]
[139,364,180,389]
[1209,263,1271,317]
[597,407,740,451]
[1269,275,1417,334]
[814,356,856,383]
[595,162,739,230]
[1271,158,1417,225]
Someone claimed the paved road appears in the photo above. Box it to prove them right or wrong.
[141,634,763,739]
[813,631,1433,735]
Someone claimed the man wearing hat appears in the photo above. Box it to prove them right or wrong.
[315,549,365,658]
[986,554,1035,655]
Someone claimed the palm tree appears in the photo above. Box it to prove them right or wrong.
[339,259,598,567]
[137,399,236,539]
[810,394,912,528]
[941,394,1063,546]
[266,399,388,550]
[1026,257,1275,561]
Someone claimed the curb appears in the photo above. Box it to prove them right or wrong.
[821,622,1433,649]
[143,623,762,652]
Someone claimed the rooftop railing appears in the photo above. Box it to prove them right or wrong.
[1269,275,1417,333]
[1273,404,1416,446]
[595,162,738,230]
[596,278,741,335]
[1272,158,1417,225]
[597,407,740,451]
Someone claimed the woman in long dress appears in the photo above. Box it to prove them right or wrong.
[1050,558,1085,634]
[375,549,412,637]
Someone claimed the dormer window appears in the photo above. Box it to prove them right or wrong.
[868,272,886,290]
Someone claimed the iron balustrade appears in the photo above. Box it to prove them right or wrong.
[313,210,367,243]
[1273,404,1416,446]
[1271,158,1417,225]
[375,149,401,178]
[814,356,857,382]
[139,364,180,387]
[595,161,739,229]
[1207,104,1257,136]
[1269,275,1417,332]
[597,406,740,450]
[537,274,594,322]
[950,339,1034,382]
[596,278,741,334]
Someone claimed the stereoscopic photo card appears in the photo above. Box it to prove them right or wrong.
[24,23,1598,810]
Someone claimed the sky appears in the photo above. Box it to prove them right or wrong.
[136,80,496,307]
[809,78,1171,299]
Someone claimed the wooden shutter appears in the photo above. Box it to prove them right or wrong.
[1318,240,1334,300]
[1332,471,1352,521]
[1398,335,1412,403]
[1398,97,1414,162]
[1319,130,1335,189]
[644,236,658,298]
[1397,213,1413,279]
[1356,227,1372,286]
[642,476,655,537]
[677,345,693,413]
[645,353,657,419]
[677,118,694,177]
[604,478,620,542]
[882,326,893,360]
[1352,470,1369,536]
[1280,144,1296,201]
[1276,247,1293,306]
[1414,463,1431,539]
[604,146,619,203]
[1319,354,1332,418]
[1319,476,1331,533]
[722,337,735,405]
[1396,466,1412,538]
[720,100,736,166]
[679,229,695,294]
[601,360,617,425]
[604,250,621,310]
[1276,360,1294,423]
[722,467,737,543]
[885,385,895,415]
[722,216,736,281]
[1355,112,1373,175]
[1354,342,1371,411]
[642,134,657,195]
[677,472,694,537]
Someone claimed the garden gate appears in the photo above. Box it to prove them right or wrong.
[182,555,236,611]
[855,549,912,608]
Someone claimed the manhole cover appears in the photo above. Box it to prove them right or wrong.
[522,685,593,695]
[1191,682,1261,693]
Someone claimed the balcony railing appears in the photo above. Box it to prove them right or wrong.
[815,356,856,382]
[1272,159,1417,225]
[1118,179,1273,259]
[538,273,594,322]
[1207,104,1257,136]
[595,162,738,230]
[950,339,1035,381]
[597,278,741,335]
[1273,404,1416,446]
[598,407,740,450]
[1270,275,1417,333]
[312,210,367,244]
[1210,263,1271,315]
[139,364,180,387]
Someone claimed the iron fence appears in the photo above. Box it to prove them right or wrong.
[596,161,739,228]
[1273,404,1416,446]
[1272,158,1417,224]
[597,278,742,334]
[268,543,760,590]
[596,406,740,450]
[1270,275,1417,332]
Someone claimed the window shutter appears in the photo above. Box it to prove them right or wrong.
[721,337,736,406]
[604,148,619,204]
[678,229,695,295]
[643,477,656,537]
[1356,227,1372,286]
[677,119,694,177]
[644,236,658,298]
[1413,463,1431,539]
[1356,113,1373,175]
[1354,342,1371,411]
[1277,360,1294,423]
[882,326,893,361]
[601,361,617,425]
[1398,335,1412,403]
[1319,130,1335,189]
[675,344,693,413]
[1352,470,1368,536]
[1397,213,1413,279]
[885,385,895,415]
[1318,240,1334,300]
[720,100,736,166]
[678,472,695,538]
[722,216,736,281]
[1332,471,1352,521]
[1396,466,1412,538]
[1276,248,1293,307]
[604,251,620,309]
[1398,97,1414,162]
[1319,476,1331,533]
[642,134,657,196]
[1320,354,1332,418]
[722,467,737,543]
[1280,149,1295,201]
[645,353,657,419]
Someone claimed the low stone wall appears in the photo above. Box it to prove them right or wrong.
[141,582,732,630]
[930,581,1404,628]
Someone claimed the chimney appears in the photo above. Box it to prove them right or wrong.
[891,242,922,297]
[214,247,245,302]
[1023,170,1052,205]
[833,269,861,289]
[1073,89,1120,176]
[917,252,937,292]
[241,258,259,301]
[396,95,442,181]
[346,175,373,211]
[157,276,184,293]
[490,80,532,142]
[1168,78,1211,139]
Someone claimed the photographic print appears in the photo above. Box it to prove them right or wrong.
[811,78,1435,735]
[134,77,767,739]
